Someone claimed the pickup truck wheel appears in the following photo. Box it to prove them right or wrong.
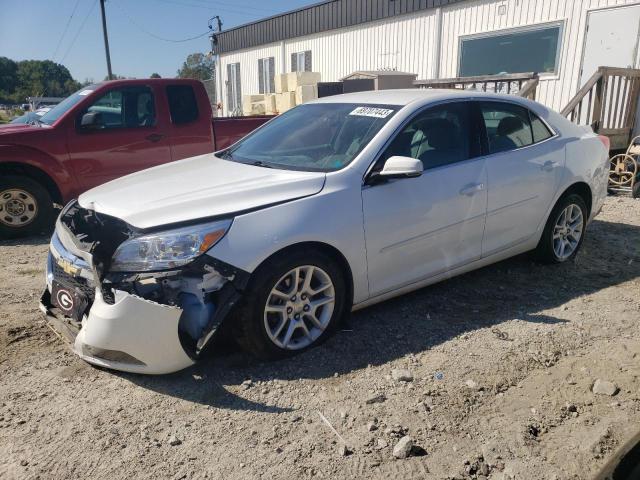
[0,176,54,239]
[234,249,347,360]
[535,193,587,264]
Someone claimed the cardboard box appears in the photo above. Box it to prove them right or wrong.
[286,71,321,90]
[275,92,296,113]
[264,94,277,114]
[295,85,318,104]
[243,101,266,116]
[274,74,288,94]
[243,94,264,107]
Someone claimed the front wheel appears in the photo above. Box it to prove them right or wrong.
[535,193,588,264]
[234,249,347,360]
[0,175,55,239]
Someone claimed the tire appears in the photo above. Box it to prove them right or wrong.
[233,249,348,360]
[535,193,588,264]
[0,175,55,239]
[633,181,640,199]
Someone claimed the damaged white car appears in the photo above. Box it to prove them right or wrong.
[41,90,609,374]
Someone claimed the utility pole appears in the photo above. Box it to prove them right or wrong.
[208,16,223,114]
[100,0,113,80]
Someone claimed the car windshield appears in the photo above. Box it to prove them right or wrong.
[222,103,399,172]
[39,85,99,125]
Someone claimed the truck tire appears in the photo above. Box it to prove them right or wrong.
[0,175,55,239]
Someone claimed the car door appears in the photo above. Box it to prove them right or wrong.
[478,101,563,256]
[67,85,172,191]
[362,101,488,297]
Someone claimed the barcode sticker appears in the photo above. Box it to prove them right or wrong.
[349,107,394,118]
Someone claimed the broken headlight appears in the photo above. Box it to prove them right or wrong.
[109,219,232,272]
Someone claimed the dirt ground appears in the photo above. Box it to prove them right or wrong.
[1,196,639,480]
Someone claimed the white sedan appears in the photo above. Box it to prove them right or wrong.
[41,89,609,374]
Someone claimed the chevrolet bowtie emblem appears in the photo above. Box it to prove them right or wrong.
[58,258,80,276]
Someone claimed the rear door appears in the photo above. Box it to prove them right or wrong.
[67,85,172,190]
[165,83,214,160]
[479,101,563,256]
[362,101,488,296]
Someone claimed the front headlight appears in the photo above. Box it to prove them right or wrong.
[110,219,232,272]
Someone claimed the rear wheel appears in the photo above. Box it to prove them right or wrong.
[0,175,54,239]
[234,249,347,360]
[535,193,588,264]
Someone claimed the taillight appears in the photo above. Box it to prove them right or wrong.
[598,135,610,152]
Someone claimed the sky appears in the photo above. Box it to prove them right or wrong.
[0,0,317,82]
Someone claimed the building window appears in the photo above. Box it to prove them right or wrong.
[258,57,275,94]
[459,24,562,77]
[291,50,312,72]
[226,62,241,114]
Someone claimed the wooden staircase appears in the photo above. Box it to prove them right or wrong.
[561,67,640,150]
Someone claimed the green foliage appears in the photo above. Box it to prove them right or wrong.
[177,53,213,81]
[0,57,81,104]
[150,72,161,78]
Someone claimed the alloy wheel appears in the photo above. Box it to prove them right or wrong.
[263,265,335,350]
[552,203,583,260]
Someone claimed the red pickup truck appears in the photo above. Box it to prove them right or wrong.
[0,78,271,238]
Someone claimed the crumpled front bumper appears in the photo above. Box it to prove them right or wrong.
[41,234,195,375]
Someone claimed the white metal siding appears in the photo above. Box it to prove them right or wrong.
[219,0,640,115]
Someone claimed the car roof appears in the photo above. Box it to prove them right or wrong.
[311,88,530,107]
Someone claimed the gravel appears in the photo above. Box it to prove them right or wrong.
[1,196,639,479]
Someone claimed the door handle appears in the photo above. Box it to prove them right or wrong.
[541,160,558,172]
[145,133,165,143]
[459,183,485,196]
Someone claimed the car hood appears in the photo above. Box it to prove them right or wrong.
[78,153,326,229]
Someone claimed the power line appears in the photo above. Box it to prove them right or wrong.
[111,0,211,42]
[60,0,99,63]
[52,0,82,61]
[153,0,269,19]
[181,0,278,15]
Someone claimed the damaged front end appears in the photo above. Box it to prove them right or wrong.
[40,200,247,374]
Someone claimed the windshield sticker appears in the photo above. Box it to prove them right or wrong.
[349,107,394,118]
[78,90,94,96]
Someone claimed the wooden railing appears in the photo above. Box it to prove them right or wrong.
[414,72,539,98]
[561,67,640,150]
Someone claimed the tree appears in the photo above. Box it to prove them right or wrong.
[177,53,213,81]
[0,57,18,102]
[150,72,161,78]
[0,57,81,104]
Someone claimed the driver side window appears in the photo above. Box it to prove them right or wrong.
[80,87,155,130]
[382,102,472,170]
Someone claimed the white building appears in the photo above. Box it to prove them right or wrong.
[213,0,640,117]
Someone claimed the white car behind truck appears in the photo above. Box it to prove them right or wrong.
[40,89,609,374]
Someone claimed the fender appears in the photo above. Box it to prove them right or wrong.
[0,144,80,202]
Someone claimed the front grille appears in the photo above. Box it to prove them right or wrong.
[52,261,96,301]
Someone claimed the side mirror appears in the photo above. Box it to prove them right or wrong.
[80,111,103,130]
[373,156,423,181]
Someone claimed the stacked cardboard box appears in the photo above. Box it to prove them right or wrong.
[242,72,321,115]
[242,95,265,116]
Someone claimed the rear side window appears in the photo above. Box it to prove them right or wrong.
[480,102,534,154]
[530,112,553,143]
[167,85,199,124]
